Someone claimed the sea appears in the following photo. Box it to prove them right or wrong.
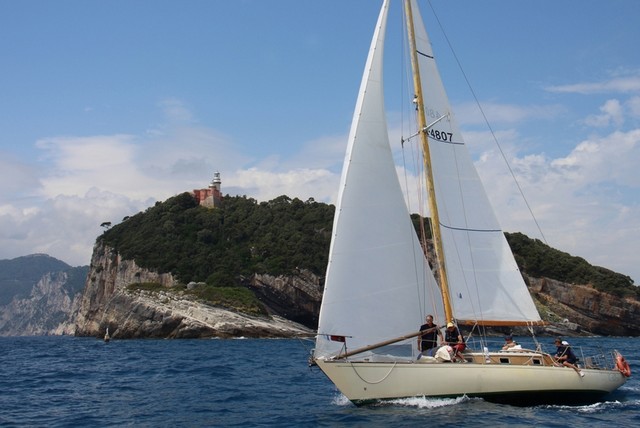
[0,336,638,427]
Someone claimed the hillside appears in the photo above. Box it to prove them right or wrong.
[71,193,640,338]
[101,193,334,284]
[3,194,637,338]
[0,255,88,336]
[506,232,636,299]
[101,193,637,300]
[0,254,74,305]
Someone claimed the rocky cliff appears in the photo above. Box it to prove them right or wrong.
[529,277,640,336]
[0,269,86,336]
[72,242,313,339]
[247,270,323,328]
[2,248,639,338]
[74,242,640,339]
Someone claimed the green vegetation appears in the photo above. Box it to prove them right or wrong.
[506,232,638,299]
[100,193,638,306]
[101,193,334,285]
[190,286,266,315]
[126,281,266,315]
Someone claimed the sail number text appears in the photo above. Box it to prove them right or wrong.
[428,128,453,142]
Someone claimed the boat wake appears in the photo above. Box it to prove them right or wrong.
[332,394,352,407]
[332,393,471,409]
[544,399,637,414]
[387,395,471,409]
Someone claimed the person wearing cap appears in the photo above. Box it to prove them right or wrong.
[444,322,466,362]
[554,337,584,377]
[418,315,443,357]
[502,335,518,350]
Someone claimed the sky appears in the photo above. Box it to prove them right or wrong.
[1,1,639,284]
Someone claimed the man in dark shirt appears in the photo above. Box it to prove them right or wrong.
[444,322,466,362]
[554,337,584,377]
[418,315,442,356]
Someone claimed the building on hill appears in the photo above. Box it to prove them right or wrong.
[192,172,223,208]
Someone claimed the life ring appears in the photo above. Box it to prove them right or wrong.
[616,353,631,377]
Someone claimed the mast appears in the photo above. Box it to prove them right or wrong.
[404,0,454,323]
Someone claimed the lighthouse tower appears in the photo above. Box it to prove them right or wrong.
[210,171,222,193]
[192,171,223,208]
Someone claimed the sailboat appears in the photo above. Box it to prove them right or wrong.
[312,0,629,405]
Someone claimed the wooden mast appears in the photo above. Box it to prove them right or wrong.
[404,0,454,324]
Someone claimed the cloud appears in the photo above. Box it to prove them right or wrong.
[228,168,338,203]
[552,129,640,187]
[626,96,640,119]
[454,102,565,126]
[545,74,640,95]
[35,134,157,200]
[0,98,343,267]
[583,99,624,128]
[3,96,639,285]
[159,98,196,124]
[0,153,40,199]
[0,188,149,268]
[283,133,348,171]
[473,127,640,282]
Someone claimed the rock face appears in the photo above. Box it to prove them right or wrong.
[74,242,640,339]
[72,242,313,339]
[2,249,639,338]
[529,277,640,336]
[0,269,86,336]
[247,270,323,328]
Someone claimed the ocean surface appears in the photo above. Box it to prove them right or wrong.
[0,336,638,427]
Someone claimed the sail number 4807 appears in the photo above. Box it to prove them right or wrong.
[428,128,453,142]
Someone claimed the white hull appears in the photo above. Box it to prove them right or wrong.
[316,356,627,405]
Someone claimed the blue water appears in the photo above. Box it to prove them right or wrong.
[0,336,638,427]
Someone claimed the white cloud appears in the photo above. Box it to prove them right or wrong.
[0,153,41,197]
[0,189,150,267]
[583,99,624,128]
[550,130,640,187]
[3,96,639,286]
[454,102,565,126]
[0,99,343,267]
[546,74,640,94]
[228,167,338,203]
[474,128,640,283]
[35,134,157,200]
[284,133,348,171]
[626,96,640,119]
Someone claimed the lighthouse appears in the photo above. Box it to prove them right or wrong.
[192,171,223,208]
[210,171,221,192]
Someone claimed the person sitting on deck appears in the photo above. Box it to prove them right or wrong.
[501,335,518,350]
[554,337,584,377]
[444,322,466,362]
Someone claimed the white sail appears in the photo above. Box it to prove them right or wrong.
[314,0,444,360]
[409,0,541,325]
[312,0,627,405]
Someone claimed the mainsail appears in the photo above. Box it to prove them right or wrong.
[409,0,541,325]
[314,0,444,360]
[311,1,627,405]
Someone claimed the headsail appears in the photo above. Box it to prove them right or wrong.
[314,0,444,360]
[408,0,542,325]
[312,1,626,406]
